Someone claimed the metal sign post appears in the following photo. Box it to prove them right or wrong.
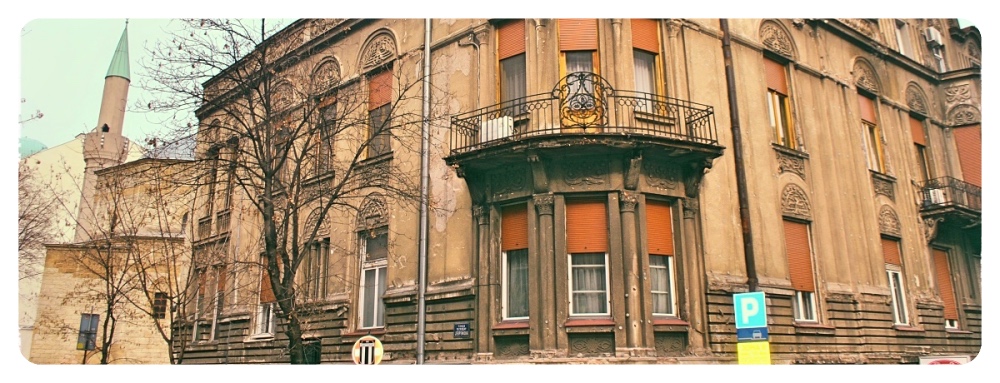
[352,335,384,365]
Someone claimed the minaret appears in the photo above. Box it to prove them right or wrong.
[75,23,131,242]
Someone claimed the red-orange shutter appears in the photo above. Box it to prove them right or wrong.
[217,265,227,291]
[881,238,901,266]
[764,57,789,95]
[645,200,674,256]
[368,70,392,110]
[858,94,877,124]
[953,124,981,187]
[909,116,927,146]
[631,19,659,53]
[497,20,526,60]
[558,19,598,51]
[198,271,206,295]
[933,249,959,320]
[566,199,608,253]
[260,268,276,303]
[784,220,815,292]
[502,204,528,251]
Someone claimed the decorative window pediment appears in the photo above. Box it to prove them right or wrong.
[760,20,795,59]
[853,59,880,94]
[878,205,901,237]
[781,184,812,220]
[360,32,397,71]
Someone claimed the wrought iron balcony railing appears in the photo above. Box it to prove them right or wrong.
[917,176,982,212]
[216,210,231,235]
[449,72,718,156]
[197,216,212,239]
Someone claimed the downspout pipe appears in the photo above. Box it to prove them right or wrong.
[721,19,759,292]
[416,18,431,365]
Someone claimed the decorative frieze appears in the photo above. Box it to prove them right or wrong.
[563,160,608,186]
[776,149,807,180]
[905,84,928,115]
[645,162,679,190]
[853,60,880,94]
[533,194,554,215]
[361,33,396,70]
[945,84,972,103]
[568,334,615,356]
[760,21,794,58]
[878,205,901,237]
[780,184,811,219]
[839,19,880,42]
[871,173,895,201]
[948,104,981,126]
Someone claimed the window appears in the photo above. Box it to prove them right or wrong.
[932,248,960,329]
[909,115,932,182]
[932,45,947,72]
[303,238,330,300]
[193,269,209,341]
[153,292,168,319]
[315,102,336,176]
[76,313,99,351]
[632,19,661,96]
[255,260,277,336]
[646,200,677,316]
[858,94,886,173]
[952,124,981,187]
[498,20,526,115]
[367,69,392,159]
[765,57,796,150]
[881,238,908,325]
[566,199,609,316]
[894,20,912,58]
[784,219,818,322]
[501,204,529,320]
[360,227,388,328]
[558,19,599,77]
[211,265,226,340]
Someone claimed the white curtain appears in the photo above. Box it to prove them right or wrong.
[571,253,607,314]
[501,54,527,114]
[507,249,529,318]
[633,50,656,96]
[650,255,673,315]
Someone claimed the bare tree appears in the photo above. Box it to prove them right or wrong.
[139,19,437,363]
[18,161,57,281]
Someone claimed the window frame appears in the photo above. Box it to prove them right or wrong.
[792,290,817,322]
[863,120,887,173]
[359,227,389,329]
[886,266,910,326]
[367,103,391,159]
[649,254,677,317]
[765,56,797,150]
[254,302,276,337]
[501,248,529,320]
[568,252,611,317]
[152,292,168,320]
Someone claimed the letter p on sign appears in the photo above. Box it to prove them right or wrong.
[733,292,767,329]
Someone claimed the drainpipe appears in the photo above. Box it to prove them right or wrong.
[720,19,759,292]
[416,17,431,365]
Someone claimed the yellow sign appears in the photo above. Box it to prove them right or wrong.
[737,341,771,365]
[352,335,384,365]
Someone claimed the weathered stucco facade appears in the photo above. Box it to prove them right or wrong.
[177,18,981,364]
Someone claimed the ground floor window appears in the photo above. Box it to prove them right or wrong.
[569,253,609,316]
[793,291,816,322]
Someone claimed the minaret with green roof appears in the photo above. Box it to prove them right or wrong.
[76,22,132,242]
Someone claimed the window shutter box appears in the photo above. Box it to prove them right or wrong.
[881,238,902,266]
[498,20,526,60]
[953,124,981,186]
[909,116,927,146]
[558,19,598,51]
[368,70,392,109]
[783,220,815,292]
[858,94,877,123]
[566,199,608,253]
[502,204,529,251]
[631,19,659,53]
[645,200,674,256]
[764,57,789,95]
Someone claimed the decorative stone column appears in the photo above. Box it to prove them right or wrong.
[473,205,493,360]
[619,192,652,355]
[532,194,556,355]
[681,198,709,353]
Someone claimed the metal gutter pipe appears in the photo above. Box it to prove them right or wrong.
[416,18,431,365]
[721,19,759,292]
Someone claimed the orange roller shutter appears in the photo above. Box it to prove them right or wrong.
[502,204,528,251]
[631,19,659,53]
[368,70,392,109]
[645,200,674,256]
[909,116,927,146]
[933,249,959,320]
[764,57,789,95]
[953,124,981,187]
[881,238,901,266]
[260,269,276,303]
[858,94,877,123]
[217,266,227,291]
[783,220,815,292]
[198,271,206,295]
[498,20,526,60]
[558,19,598,51]
[566,199,608,253]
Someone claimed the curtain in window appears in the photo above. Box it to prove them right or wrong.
[566,51,594,74]
[571,253,607,314]
[650,255,672,314]
[500,55,526,111]
[633,50,656,95]
[506,249,529,318]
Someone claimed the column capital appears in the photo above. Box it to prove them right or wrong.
[533,194,554,215]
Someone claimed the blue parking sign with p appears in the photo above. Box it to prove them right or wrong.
[733,292,767,329]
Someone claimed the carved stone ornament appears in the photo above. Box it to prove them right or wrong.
[491,166,527,197]
[922,217,944,244]
[776,150,806,180]
[905,84,928,115]
[361,33,396,70]
[682,198,699,219]
[780,184,811,219]
[533,194,554,215]
[645,162,680,190]
[760,21,794,58]
[357,193,388,230]
[839,19,880,41]
[305,208,329,237]
[945,84,971,104]
[473,205,489,226]
[967,41,982,61]
[313,59,341,91]
[563,160,608,186]
[620,192,638,213]
[872,174,895,201]
[569,334,614,355]
[853,60,879,94]
[948,104,981,126]
[878,205,901,237]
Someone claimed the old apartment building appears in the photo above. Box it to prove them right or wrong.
[175,18,982,364]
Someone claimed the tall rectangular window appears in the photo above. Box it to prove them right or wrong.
[646,200,677,316]
[952,124,981,187]
[881,238,909,325]
[367,69,392,159]
[632,19,661,96]
[316,102,336,175]
[303,239,330,300]
[502,204,529,320]
[76,313,99,351]
[933,248,960,329]
[360,228,388,329]
[498,20,526,115]
[255,259,277,336]
[784,219,817,322]
[859,94,886,173]
[909,115,931,182]
[566,199,609,316]
[894,20,912,58]
[765,57,795,150]
[153,292,167,319]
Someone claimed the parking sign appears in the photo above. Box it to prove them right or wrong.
[733,292,767,329]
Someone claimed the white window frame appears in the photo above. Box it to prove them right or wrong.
[359,228,388,329]
[793,290,817,322]
[650,254,678,317]
[568,253,611,317]
[886,265,909,326]
[501,249,530,320]
[894,19,912,57]
[945,319,959,329]
[253,302,276,337]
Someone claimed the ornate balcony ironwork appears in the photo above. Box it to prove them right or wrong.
[449,72,719,156]
[917,176,981,227]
